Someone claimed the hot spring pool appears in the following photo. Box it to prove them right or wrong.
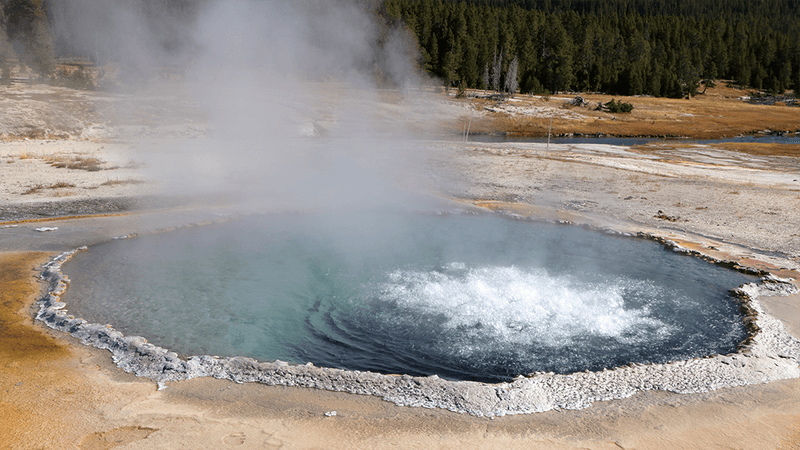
[61,211,754,383]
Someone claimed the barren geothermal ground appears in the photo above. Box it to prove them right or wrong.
[2,79,800,449]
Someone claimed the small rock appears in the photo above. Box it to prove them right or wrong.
[654,210,679,222]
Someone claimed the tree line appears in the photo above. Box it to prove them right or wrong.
[0,0,205,84]
[1,0,405,86]
[0,0,54,80]
[4,0,799,97]
[384,0,800,97]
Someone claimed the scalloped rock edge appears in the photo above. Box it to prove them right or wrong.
[35,248,800,417]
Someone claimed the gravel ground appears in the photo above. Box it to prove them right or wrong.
[429,140,800,267]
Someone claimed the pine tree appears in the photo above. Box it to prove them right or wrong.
[458,20,480,86]
[541,15,574,92]
[441,27,461,86]
[778,60,791,94]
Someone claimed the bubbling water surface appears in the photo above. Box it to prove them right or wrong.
[62,211,754,382]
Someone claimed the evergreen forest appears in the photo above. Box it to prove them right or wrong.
[3,0,800,98]
[384,0,800,97]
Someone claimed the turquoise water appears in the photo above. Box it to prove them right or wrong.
[62,211,754,382]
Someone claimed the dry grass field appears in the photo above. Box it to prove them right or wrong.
[457,82,800,141]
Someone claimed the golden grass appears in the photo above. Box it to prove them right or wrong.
[22,182,76,195]
[461,82,800,141]
[6,151,110,170]
[44,154,105,171]
[99,178,144,187]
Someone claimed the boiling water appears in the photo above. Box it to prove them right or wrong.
[62,211,753,382]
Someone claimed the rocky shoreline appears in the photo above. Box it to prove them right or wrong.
[0,197,143,222]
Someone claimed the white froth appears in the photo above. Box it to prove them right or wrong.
[379,264,672,350]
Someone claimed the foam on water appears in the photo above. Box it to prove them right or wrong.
[378,265,671,346]
[332,262,696,379]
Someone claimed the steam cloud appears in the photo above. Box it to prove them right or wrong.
[48,0,435,210]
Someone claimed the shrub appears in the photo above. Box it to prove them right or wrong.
[605,98,634,113]
[455,81,467,98]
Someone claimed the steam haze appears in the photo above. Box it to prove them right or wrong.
[49,0,435,211]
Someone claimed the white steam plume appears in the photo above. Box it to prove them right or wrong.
[50,0,438,211]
